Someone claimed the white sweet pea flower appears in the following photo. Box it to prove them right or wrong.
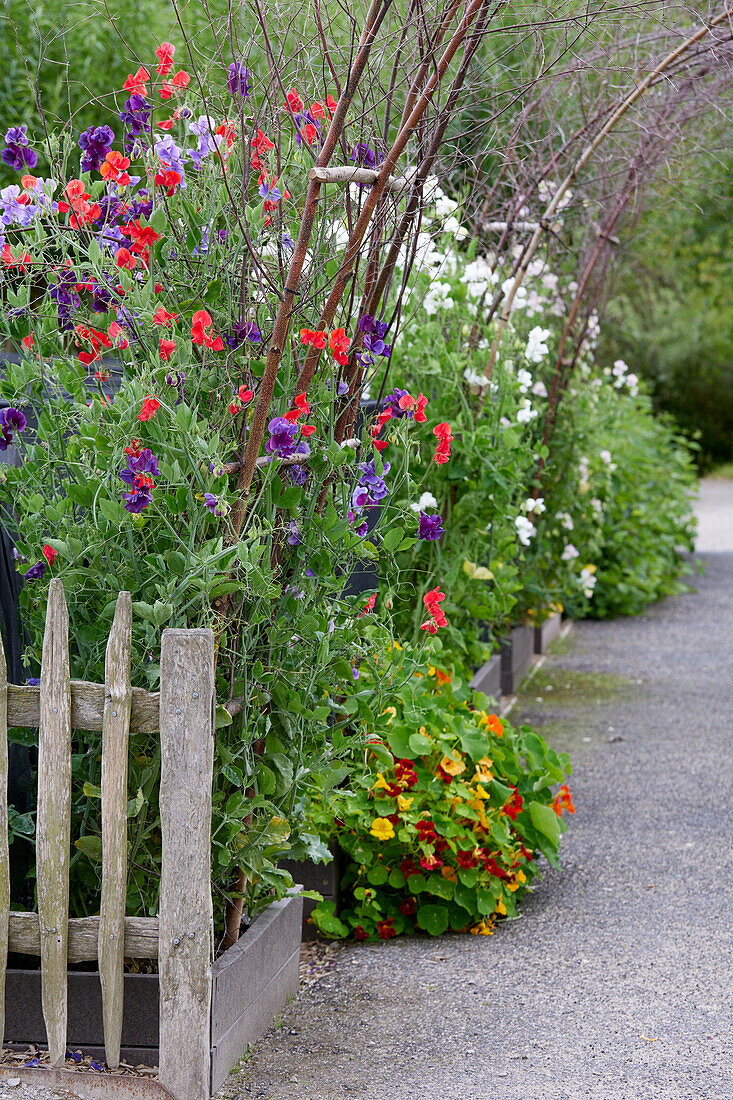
[524,496,545,514]
[556,512,574,531]
[525,326,552,364]
[410,491,438,513]
[515,516,536,546]
[464,366,488,391]
[516,400,538,424]
[532,380,548,398]
[517,368,533,393]
[442,215,469,242]
[561,543,579,561]
[434,194,459,218]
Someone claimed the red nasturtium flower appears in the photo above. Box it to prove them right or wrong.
[354,926,370,941]
[138,396,161,422]
[503,788,524,822]
[415,819,438,844]
[377,918,397,940]
[399,898,416,916]
[552,784,575,816]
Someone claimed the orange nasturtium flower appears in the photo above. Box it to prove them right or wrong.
[552,784,575,816]
[439,752,466,777]
[369,818,395,841]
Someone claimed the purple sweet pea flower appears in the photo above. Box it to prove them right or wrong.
[351,458,390,518]
[417,512,444,541]
[351,143,377,170]
[258,178,282,202]
[120,95,151,155]
[2,125,38,171]
[1,184,38,228]
[383,388,413,418]
[287,521,302,546]
[0,406,27,449]
[227,62,252,96]
[357,313,391,362]
[120,449,158,512]
[287,464,308,487]
[204,493,230,518]
[225,320,262,348]
[78,125,115,172]
[265,417,310,460]
[23,560,47,582]
[155,136,187,181]
[165,370,185,405]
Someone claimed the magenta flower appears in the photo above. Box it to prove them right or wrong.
[265,416,310,460]
[0,406,27,450]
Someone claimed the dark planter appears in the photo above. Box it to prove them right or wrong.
[3,892,303,1094]
[500,625,535,695]
[534,611,563,654]
[280,855,338,941]
[469,653,501,701]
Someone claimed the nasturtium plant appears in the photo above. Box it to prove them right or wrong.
[310,657,573,940]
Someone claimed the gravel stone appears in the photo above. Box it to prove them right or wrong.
[228,551,733,1099]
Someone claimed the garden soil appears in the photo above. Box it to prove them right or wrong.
[228,549,733,1098]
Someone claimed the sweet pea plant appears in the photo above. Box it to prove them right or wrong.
[310,651,573,939]
[0,17,489,938]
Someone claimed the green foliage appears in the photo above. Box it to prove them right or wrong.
[310,658,571,940]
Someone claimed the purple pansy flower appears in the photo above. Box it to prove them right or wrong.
[417,512,444,541]
[227,62,252,96]
[2,126,38,171]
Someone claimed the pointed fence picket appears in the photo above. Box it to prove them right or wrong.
[0,580,216,1100]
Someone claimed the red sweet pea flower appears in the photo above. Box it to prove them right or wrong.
[155,42,175,76]
[121,220,160,252]
[125,439,143,457]
[154,169,182,196]
[552,784,575,816]
[123,67,150,95]
[153,306,178,326]
[100,151,131,186]
[157,118,175,131]
[421,586,448,633]
[329,327,350,366]
[229,385,254,415]
[115,247,136,271]
[300,424,316,437]
[138,396,161,422]
[414,393,428,422]
[22,334,33,350]
[433,421,453,465]
[191,309,224,351]
[107,322,129,350]
[1,244,32,271]
[358,592,377,618]
[300,328,327,350]
[285,89,303,113]
[310,101,325,120]
[326,94,338,113]
[42,544,58,566]
[252,129,275,153]
[75,323,112,365]
[503,788,524,822]
[283,392,310,422]
[159,339,177,361]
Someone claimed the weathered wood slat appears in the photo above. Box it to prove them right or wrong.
[158,629,215,1100]
[7,681,159,733]
[8,912,159,961]
[37,579,72,1065]
[0,629,9,1046]
[99,592,133,1069]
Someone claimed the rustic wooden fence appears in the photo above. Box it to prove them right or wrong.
[0,579,216,1100]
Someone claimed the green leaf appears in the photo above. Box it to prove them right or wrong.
[528,800,561,843]
[416,903,450,936]
[216,704,233,729]
[75,835,102,861]
[311,901,349,939]
[83,782,102,799]
[424,875,454,900]
[382,527,404,552]
[367,864,389,886]
[388,868,406,888]
[409,732,432,755]
[99,498,124,525]
[127,788,145,818]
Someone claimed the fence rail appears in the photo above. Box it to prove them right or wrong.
[0,579,216,1100]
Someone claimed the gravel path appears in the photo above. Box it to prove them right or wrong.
[233,553,733,1100]
[694,478,733,551]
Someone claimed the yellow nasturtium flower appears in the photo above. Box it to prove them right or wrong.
[470,918,495,936]
[495,898,507,916]
[371,773,390,792]
[474,756,493,783]
[439,752,466,777]
[369,817,395,841]
[380,706,397,725]
[507,869,527,892]
[397,794,413,812]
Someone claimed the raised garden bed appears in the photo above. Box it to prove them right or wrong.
[500,625,535,695]
[535,611,563,654]
[3,892,302,1094]
[281,855,338,941]
[469,652,501,700]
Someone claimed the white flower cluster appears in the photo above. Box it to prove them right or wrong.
[525,326,552,364]
[537,180,573,212]
[578,455,590,492]
[610,359,640,395]
[556,512,574,531]
[515,515,536,546]
[580,566,597,598]
[422,280,455,315]
[460,256,499,299]
[463,366,488,392]
[561,543,579,561]
[410,491,438,513]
